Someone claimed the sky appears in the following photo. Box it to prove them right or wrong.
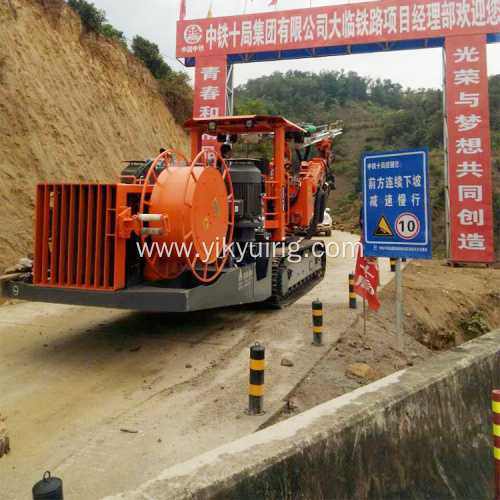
[93,0,500,90]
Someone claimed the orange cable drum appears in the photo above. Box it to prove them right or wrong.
[139,149,234,283]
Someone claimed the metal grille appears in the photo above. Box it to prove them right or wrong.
[33,184,117,290]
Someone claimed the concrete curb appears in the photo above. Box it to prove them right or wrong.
[104,329,500,500]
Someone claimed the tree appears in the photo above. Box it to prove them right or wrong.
[67,0,106,34]
[347,71,368,102]
[131,36,171,80]
[235,97,268,115]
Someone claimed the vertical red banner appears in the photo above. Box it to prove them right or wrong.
[194,55,227,162]
[446,34,494,263]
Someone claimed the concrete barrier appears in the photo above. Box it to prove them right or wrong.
[106,329,500,500]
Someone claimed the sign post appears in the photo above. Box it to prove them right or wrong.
[362,148,432,352]
[395,258,404,352]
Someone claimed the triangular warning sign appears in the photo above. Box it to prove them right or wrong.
[373,215,394,237]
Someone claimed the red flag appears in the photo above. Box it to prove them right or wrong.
[179,0,186,20]
[353,239,380,311]
[269,0,277,6]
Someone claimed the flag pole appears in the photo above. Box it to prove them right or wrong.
[363,298,366,337]
[244,0,247,14]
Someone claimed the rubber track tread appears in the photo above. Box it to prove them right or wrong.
[267,239,326,309]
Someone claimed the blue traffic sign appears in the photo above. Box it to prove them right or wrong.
[361,148,431,260]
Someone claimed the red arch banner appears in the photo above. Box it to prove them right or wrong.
[177,0,499,58]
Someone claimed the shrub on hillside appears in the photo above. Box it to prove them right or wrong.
[65,1,127,48]
[158,71,193,125]
[132,36,171,80]
[465,311,490,337]
[130,35,193,123]
[100,24,127,49]
[67,0,105,34]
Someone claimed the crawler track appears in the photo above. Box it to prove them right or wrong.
[268,239,327,308]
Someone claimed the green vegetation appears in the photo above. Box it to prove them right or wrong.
[130,36,193,123]
[465,311,491,337]
[234,70,447,216]
[158,71,193,125]
[235,70,445,149]
[66,0,105,34]
[100,24,127,49]
[63,0,126,47]
[131,36,171,80]
[235,70,499,156]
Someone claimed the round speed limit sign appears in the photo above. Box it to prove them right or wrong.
[395,213,420,240]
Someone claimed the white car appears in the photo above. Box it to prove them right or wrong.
[316,208,333,237]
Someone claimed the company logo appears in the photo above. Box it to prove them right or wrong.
[184,25,203,45]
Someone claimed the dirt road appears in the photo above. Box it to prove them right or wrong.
[0,232,394,499]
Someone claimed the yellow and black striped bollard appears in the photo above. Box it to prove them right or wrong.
[312,300,324,346]
[493,390,500,499]
[246,343,265,416]
[350,224,354,234]
[341,223,344,232]
[333,221,337,231]
[390,258,396,272]
[349,273,357,309]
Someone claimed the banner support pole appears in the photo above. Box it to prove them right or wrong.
[442,46,451,263]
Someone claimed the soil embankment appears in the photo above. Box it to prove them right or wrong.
[0,0,190,272]
[263,259,500,425]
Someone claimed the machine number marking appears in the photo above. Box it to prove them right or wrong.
[12,285,19,297]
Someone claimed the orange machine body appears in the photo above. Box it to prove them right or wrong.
[33,182,144,291]
[33,115,334,292]
[185,115,305,242]
[186,115,333,242]
[288,158,326,228]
